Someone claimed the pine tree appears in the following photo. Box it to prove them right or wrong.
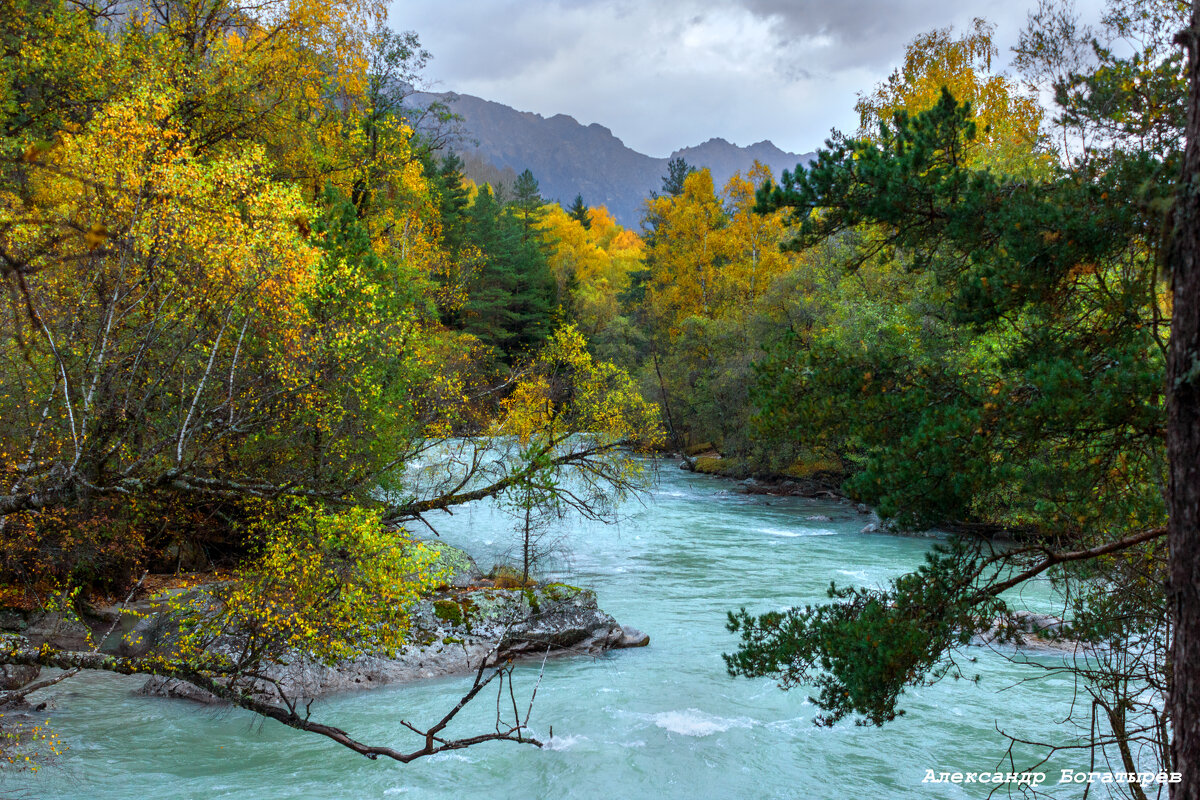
[661,157,694,197]
[512,168,543,241]
[434,152,471,255]
[461,185,555,360]
[731,77,1179,754]
[1169,4,1200,793]
[567,193,591,229]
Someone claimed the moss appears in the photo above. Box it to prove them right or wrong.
[432,599,465,627]
[460,590,510,624]
[683,441,716,457]
[421,542,477,584]
[782,448,844,479]
[542,582,580,602]
[441,636,463,645]
[693,456,748,476]
[522,587,541,614]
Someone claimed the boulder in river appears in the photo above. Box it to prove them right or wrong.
[138,676,223,705]
[0,662,40,691]
[24,612,91,651]
[973,610,1079,653]
[137,544,647,704]
[618,626,650,648]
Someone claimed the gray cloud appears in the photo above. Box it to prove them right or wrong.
[389,0,1107,156]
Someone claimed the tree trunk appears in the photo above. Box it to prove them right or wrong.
[1170,4,1200,797]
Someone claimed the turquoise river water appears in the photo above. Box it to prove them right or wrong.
[4,462,1097,799]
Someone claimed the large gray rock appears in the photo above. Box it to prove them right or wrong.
[24,612,91,650]
[0,664,40,691]
[138,676,223,705]
[422,541,486,589]
[616,626,650,648]
[138,581,648,704]
[973,611,1079,653]
[0,609,28,631]
[116,609,170,657]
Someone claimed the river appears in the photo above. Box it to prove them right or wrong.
[4,462,1091,799]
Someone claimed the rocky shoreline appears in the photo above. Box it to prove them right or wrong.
[139,579,649,705]
[0,542,648,707]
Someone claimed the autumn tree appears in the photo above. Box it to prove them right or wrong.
[856,17,1045,171]
[540,200,642,340]
[633,162,797,458]
[0,0,660,763]
[727,6,1188,784]
[644,169,727,326]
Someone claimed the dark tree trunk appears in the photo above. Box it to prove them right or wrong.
[1171,4,1200,797]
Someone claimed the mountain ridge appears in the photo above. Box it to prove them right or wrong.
[414,92,815,227]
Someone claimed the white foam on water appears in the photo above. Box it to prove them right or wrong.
[758,527,841,538]
[764,715,812,735]
[759,528,803,538]
[653,709,753,737]
[543,734,587,751]
[427,752,474,764]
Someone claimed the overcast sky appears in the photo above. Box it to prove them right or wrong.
[387,0,1108,157]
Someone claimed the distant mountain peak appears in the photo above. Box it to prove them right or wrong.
[414,92,814,226]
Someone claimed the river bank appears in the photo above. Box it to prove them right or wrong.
[0,541,648,709]
[1,465,1097,800]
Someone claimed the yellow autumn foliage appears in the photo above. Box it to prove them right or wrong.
[169,504,444,666]
[495,325,662,449]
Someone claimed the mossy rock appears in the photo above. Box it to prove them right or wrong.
[692,456,727,474]
[542,582,581,602]
[781,448,844,480]
[421,542,482,586]
[521,587,541,614]
[432,599,465,627]
[692,456,753,477]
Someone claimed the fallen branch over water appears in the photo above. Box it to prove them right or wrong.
[2,645,542,763]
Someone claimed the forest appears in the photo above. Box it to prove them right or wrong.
[2,0,1200,796]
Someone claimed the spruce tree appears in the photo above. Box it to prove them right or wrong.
[512,168,544,241]
[661,156,694,197]
[460,185,555,361]
[435,153,472,255]
[567,193,591,229]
